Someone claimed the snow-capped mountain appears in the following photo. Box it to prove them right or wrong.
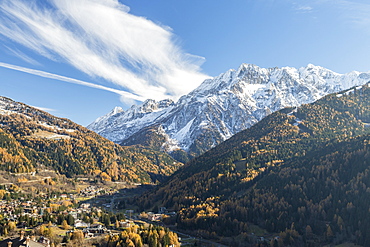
[88,63,370,157]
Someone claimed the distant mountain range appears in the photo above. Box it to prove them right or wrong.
[88,63,370,159]
[137,83,370,246]
[0,96,181,183]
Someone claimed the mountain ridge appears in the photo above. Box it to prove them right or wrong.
[88,63,370,158]
[0,96,182,183]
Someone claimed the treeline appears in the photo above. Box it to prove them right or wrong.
[136,85,370,246]
[103,225,179,247]
[0,97,182,183]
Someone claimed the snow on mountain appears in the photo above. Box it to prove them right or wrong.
[88,64,370,156]
[0,96,78,135]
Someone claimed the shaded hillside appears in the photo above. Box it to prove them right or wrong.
[136,83,370,246]
[0,96,182,183]
[121,125,167,151]
[121,125,191,164]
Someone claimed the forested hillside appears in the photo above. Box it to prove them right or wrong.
[0,96,182,183]
[137,83,370,246]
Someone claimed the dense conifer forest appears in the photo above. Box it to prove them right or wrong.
[136,84,370,246]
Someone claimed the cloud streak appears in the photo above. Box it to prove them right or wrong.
[3,46,41,66]
[0,61,145,101]
[293,0,370,30]
[0,0,209,102]
[336,0,370,28]
[295,6,313,13]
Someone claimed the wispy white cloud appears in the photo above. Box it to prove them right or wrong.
[0,61,145,101]
[294,0,370,29]
[3,46,41,66]
[0,0,209,102]
[295,5,313,12]
[336,0,370,28]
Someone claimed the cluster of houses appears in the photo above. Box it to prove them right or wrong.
[67,224,111,238]
[0,231,50,247]
[141,207,177,222]
[0,184,183,246]
[70,219,137,238]
[79,186,104,197]
[0,187,111,230]
[0,199,41,223]
[0,196,139,246]
[68,204,136,238]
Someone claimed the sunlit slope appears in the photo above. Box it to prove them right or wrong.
[0,96,182,183]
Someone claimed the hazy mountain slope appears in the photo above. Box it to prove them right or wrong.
[136,83,370,245]
[121,125,167,151]
[89,64,370,158]
[0,96,182,183]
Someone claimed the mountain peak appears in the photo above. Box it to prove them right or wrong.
[237,63,260,71]
[111,106,124,115]
[134,98,175,114]
[88,63,370,157]
[300,63,338,75]
[305,63,318,68]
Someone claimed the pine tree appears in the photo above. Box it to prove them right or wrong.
[61,220,69,230]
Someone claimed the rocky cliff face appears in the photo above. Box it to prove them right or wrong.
[88,63,370,157]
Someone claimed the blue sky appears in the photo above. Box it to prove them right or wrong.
[1,0,370,126]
